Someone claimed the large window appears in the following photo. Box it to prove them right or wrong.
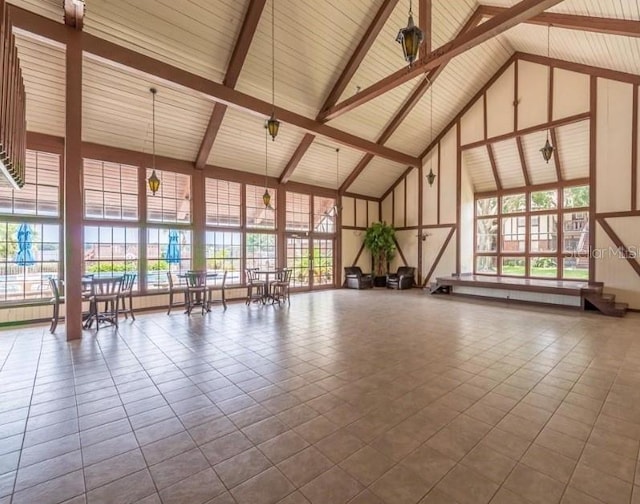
[246,184,276,229]
[313,196,336,233]
[84,226,139,284]
[246,233,276,270]
[206,179,241,227]
[0,150,61,302]
[286,192,310,232]
[147,169,191,224]
[84,159,138,220]
[146,228,191,289]
[475,184,589,279]
[206,231,242,285]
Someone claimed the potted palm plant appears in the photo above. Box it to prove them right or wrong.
[363,221,396,286]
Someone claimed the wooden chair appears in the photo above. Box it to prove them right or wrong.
[186,270,208,315]
[246,268,266,304]
[207,271,228,310]
[48,277,64,333]
[87,277,123,330]
[271,269,292,305]
[119,273,136,320]
[166,272,187,314]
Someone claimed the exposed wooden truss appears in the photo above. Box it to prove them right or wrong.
[597,217,640,279]
[516,136,531,186]
[277,0,400,184]
[487,144,502,191]
[478,5,640,38]
[7,5,419,167]
[195,0,267,169]
[319,0,564,122]
[63,0,84,30]
[339,7,484,193]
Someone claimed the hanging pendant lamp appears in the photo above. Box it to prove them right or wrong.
[263,123,274,209]
[396,0,424,67]
[147,88,160,195]
[540,26,554,164]
[427,81,436,187]
[266,0,280,140]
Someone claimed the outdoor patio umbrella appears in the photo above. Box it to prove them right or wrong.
[166,230,181,264]
[14,223,35,267]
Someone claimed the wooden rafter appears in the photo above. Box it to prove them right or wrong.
[319,0,563,122]
[516,136,531,186]
[420,0,432,57]
[279,133,315,184]
[280,0,399,184]
[63,0,84,30]
[486,144,502,191]
[550,128,562,181]
[195,0,267,169]
[318,0,400,119]
[340,7,483,193]
[478,5,640,38]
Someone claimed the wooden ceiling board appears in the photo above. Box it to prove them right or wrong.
[348,156,408,197]
[556,119,590,181]
[492,138,525,188]
[82,58,213,161]
[521,129,558,185]
[14,33,65,137]
[463,146,496,192]
[208,106,308,178]
[289,141,363,190]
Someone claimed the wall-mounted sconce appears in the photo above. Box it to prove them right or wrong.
[417,232,431,241]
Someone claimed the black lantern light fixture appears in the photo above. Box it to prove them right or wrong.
[331,148,341,216]
[263,123,274,209]
[540,26,554,164]
[266,0,280,140]
[427,79,436,187]
[396,0,424,68]
[147,88,160,195]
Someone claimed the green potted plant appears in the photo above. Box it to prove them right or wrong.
[363,221,396,286]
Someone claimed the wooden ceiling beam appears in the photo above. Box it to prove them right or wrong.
[487,144,502,191]
[550,128,562,181]
[339,7,483,193]
[320,0,564,122]
[318,0,400,120]
[278,0,399,184]
[478,5,640,38]
[516,136,531,186]
[63,0,84,30]
[279,133,315,184]
[195,0,267,169]
[420,0,432,57]
[13,9,419,166]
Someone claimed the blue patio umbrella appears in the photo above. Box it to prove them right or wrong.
[166,230,181,264]
[14,223,35,267]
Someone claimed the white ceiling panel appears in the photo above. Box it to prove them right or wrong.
[14,34,65,137]
[463,147,496,192]
[348,157,407,197]
[290,141,363,190]
[492,138,525,189]
[82,57,213,162]
[556,119,590,181]
[522,129,558,185]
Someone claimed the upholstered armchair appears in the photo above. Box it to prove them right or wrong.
[344,266,373,289]
[386,266,415,290]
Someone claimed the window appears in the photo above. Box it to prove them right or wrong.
[0,222,60,301]
[206,179,241,227]
[474,184,589,279]
[313,196,336,233]
[147,169,191,224]
[246,233,276,270]
[286,237,309,288]
[84,226,139,285]
[246,184,276,229]
[286,192,310,232]
[0,150,61,303]
[0,150,59,217]
[146,228,191,289]
[206,231,242,285]
[84,159,138,220]
[313,239,334,286]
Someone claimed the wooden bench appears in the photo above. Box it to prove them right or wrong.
[430,274,627,317]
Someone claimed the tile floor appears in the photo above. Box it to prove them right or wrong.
[1,289,640,504]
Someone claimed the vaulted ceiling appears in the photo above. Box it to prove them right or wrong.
[8,0,640,197]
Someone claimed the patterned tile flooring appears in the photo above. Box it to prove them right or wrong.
[1,289,640,504]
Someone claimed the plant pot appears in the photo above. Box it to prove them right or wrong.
[373,276,387,287]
